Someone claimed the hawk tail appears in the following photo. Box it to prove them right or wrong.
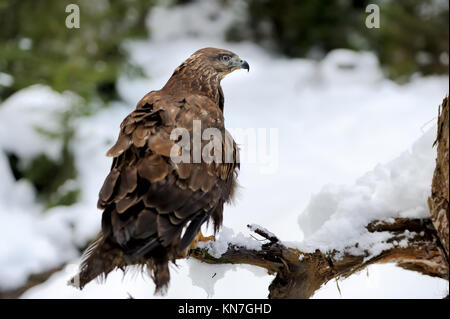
[68,234,171,294]
[68,234,123,290]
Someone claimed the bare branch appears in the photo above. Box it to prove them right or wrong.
[247,224,279,243]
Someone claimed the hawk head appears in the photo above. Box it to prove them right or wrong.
[184,47,249,79]
[163,47,249,99]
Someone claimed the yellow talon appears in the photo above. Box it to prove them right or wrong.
[179,231,215,259]
[198,232,215,242]
[190,231,215,250]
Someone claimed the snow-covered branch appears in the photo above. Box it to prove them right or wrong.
[191,219,448,298]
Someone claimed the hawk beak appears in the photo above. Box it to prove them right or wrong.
[240,60,250,72]
[232,56,250,72]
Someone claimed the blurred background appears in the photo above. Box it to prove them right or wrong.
[0,0,448,298]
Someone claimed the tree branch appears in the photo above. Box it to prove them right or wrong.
[191,218,448,298]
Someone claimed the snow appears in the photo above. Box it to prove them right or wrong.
[197,226,263,259]
[187,259,270,298]
[312,263,448,299]
[0,72,14,88]
[20,257,272,299]
[0,0,448,298]
[0,88,128,289]
[248,224,277,240]
[0,184,78,290]
[0,85,79,289]
[318,49,383,86]
[146,0,247,42]
[0,84,76,162]
[294,126,437,259]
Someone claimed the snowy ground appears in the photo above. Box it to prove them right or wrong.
[1,0,449,298]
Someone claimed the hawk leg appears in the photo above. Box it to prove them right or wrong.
[179,231,215,258]
[197,232,215,243]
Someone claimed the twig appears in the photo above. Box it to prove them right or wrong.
[247,224,279,243]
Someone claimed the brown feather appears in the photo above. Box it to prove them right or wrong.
[148,132,174,157]
[174,162,191,179]
[116,194,141,214]
[137,154,168,182]
[134,209,158,239]
[157,214,181,247]
[132,125,150,147]
[98,168,120,206]
[106,133,131,157]
[115,166,137,201]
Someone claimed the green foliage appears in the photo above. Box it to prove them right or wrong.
[0,0,154,102]
[7,149,79,208]
[5,107,80,208]
[369,0,449,79]
[228,0,449,79]
[0,0,155,209]
[235,0,368,56]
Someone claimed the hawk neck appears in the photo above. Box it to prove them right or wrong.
[162,63,223,109]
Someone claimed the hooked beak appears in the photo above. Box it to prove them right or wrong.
[231,56,250,72]
[240,60,250,72]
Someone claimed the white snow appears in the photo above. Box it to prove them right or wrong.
[197,226,262,259]
[0,85,76,162]
[0,85,79,289]
[0,88,129,289]
[248,224,277,240]
[295,126,438,258]
[0,0,448,298]
[146,0,247,42]
[312,263,448,299]
[0,72,14,88]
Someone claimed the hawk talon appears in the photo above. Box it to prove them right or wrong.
[198,233,215,243]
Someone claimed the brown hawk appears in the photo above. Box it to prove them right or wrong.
[69,48,249,293]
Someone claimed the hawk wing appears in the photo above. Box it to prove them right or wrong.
[97,91,239,260]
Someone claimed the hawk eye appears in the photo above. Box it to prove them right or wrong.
[221,55,231,62]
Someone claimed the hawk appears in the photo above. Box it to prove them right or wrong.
[69,48,249,293]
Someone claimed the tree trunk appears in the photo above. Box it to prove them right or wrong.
[428,96,449,260]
